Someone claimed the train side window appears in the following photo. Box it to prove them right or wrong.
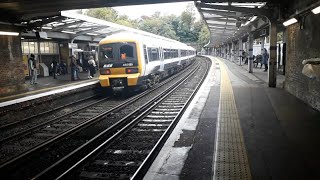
[164,49,169,59]
[174,49,178,58]
[143,45,148,63]
[151,48,159,61]
[181,50,186,57]
[147,48,152,61]
[147,47,159,62]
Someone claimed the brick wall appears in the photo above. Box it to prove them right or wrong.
[0,27,26,97]
[285,13,320,111]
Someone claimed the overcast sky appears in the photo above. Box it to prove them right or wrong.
[113,1,201,20]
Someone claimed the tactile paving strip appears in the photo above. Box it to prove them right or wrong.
[213,58,251,180]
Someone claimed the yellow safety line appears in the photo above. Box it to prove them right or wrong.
[213,57,252,179]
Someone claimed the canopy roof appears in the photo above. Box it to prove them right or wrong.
[196,1,271,47]
[22,11,181,43]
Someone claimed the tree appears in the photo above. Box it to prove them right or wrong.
[79,4,210,50]
[86,8,119,22]
[138,12,178,40]
[85,7,138,27]
[198,22,210,50]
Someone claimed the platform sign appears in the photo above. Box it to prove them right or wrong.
[22,55,29,76]
[68,43,78,49]
[89,43,98,47]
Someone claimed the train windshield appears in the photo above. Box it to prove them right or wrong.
[99,42,138,68]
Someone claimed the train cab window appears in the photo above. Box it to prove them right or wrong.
[99,42,137,68]
[101,46,114,59]
[120,45,134,59]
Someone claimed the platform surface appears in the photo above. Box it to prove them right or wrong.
[144,56,320,180]
[0,72,98,107]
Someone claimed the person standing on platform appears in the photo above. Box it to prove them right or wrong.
[70,55,79,81]
[52,59,58,79]
[28,54,37,84]
[262,48,269,72]
[87,56,96,79]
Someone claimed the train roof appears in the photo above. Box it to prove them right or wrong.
[100,32,195,50]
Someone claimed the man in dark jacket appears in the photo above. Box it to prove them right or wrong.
[52,59,58,79]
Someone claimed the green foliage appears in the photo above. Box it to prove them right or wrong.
[84,7,138,27]
[198,22,210,49]
[277,32,283,42]
[81,4,210,50]
[138,13,178,40]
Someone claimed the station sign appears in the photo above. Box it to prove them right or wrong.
[68,43,78,49]
[89,43,98,47]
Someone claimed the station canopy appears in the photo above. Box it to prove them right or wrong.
[22,11,180,43]
[195,1,271,47]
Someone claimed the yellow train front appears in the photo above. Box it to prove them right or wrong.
[98,37,143,92]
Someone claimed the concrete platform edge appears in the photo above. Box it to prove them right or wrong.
[143,57,217,180]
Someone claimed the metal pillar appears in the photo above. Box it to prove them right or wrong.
[248,33,253,73]
[221,46,223,57]
[268,21,277,87]
[261,37,265,54]
[227,44,229,60]
[229,43,232,60]
[239,39,243,66]
[225,45,227,59]
[232,41,236,62]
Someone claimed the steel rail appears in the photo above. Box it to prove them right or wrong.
[46,61,203,180]
[0,94,97,130]
[0,60,197,175]
[132,59,211,179]
[0,96,109,144]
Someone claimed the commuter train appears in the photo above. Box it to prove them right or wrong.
[98,32,196,92]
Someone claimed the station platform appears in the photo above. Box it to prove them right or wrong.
[0,72,98,108]
[145,56,320,180]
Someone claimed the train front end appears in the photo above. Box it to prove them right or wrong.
[98,40,141,92]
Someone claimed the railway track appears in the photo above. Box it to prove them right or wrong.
[0,95,109,144]
[32,58,211,179]
[0,59,202,179]
[0,94,99,130]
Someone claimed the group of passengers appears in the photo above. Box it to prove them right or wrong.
[70,55,97,81]
[28,54,97,84]
[242,48,269,72]
[51,59,68,79]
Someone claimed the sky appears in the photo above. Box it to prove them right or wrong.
[113,1,201,20]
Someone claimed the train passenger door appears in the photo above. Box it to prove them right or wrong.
[143,44,148,76]
[178,49,181,65]
[159,47,164,71]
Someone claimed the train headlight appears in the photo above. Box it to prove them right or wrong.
[126,68,138,74]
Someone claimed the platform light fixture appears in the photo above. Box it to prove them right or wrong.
[42,27,52,30]
[311,6,320,14]
[0,31,19,36]
[250,16,257,22]
[86,33,98,36]
[244,21,250,26]
[283,18,298,26]
[61,30,76,34]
